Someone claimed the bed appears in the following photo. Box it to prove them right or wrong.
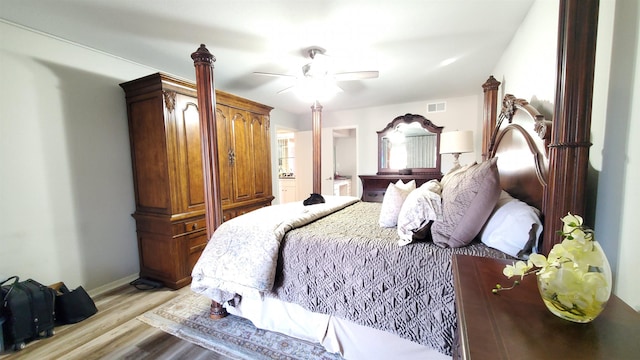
[189,83,548,358]
[187,2,598,357]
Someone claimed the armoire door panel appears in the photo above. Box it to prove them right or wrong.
[163,91,182,214]
[130,96,171,212]
[251,113,270,197]
[230,110,254,202]
[138,231,180,279]
[215,105,232,206]
[177,95,205,213]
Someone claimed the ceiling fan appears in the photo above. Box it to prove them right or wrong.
[254,47,379,99]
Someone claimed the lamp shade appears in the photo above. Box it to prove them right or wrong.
[440,130,474,154]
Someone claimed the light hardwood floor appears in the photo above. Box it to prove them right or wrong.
[1,284,230,360]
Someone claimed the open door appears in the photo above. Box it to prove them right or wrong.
[322,127,357,197]
[321,127,334,195]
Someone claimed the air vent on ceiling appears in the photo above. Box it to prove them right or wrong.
[427,101,446,113]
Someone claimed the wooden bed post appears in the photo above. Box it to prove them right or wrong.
[312,101,323,194]
[482,76,501,161]
[543,0,599,255]
[191,44,224,235]
[191,44,227,319]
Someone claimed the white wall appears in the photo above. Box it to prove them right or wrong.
[594,0,640,311]
[0,20,298,292]
[0,21,152,290]
[334,135,357,178]
[492,0,558,114]
[491,0,639,310]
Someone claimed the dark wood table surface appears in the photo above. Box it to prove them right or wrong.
[452,254,640,360]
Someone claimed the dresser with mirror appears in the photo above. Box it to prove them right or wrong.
[359,113,443,202]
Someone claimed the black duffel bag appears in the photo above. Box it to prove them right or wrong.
[1,276,56,351]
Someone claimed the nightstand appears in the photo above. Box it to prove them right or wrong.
[452,254,640,359]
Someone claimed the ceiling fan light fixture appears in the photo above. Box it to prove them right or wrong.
[295,77,343,103]
[302,49,331,78]
[302,62,329,78]
[255,46,378,102]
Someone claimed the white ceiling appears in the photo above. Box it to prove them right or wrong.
[1,0,535,115]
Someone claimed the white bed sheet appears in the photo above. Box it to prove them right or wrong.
[226,294,451,360]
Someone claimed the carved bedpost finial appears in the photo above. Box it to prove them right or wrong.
[191,44,216,66]
[501,94,530,123]
[482,75,501,92]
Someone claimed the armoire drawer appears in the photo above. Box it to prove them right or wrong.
[172,218,207,236]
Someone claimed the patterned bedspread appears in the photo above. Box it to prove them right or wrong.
[193,199,511,356]
[191,196,360,303]
[270,201,511,356]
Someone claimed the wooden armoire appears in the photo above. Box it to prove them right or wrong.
[120,72,274,289]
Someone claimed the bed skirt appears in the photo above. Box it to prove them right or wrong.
[227,293,451,360]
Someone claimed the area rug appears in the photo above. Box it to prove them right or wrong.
[138,292,343,360]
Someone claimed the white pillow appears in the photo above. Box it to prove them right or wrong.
[397,181,443,244]
[378,180,415,228]
[479,191,543,259]
[420,179,442,195]
[395,179,416,191]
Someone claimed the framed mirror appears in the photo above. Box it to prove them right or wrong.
[377,113,443,175]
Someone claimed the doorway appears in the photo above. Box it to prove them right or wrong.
[322,127,358,197]
[276,129,298,204]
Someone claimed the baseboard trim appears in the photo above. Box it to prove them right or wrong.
[88,273,139,298]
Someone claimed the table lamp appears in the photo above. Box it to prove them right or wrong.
[440,130,474,168]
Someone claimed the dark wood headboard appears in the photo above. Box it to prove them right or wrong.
[489,94,551,213]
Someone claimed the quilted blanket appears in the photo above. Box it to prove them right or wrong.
[191,196,360,303]
[192,199,511,356]
[270,201,512,356]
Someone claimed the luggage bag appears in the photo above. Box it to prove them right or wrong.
[50,282,98,324]
[1,276,56,351]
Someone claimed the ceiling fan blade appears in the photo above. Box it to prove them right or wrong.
[253,71,297,78]
[334,71,379,81]
[277,86,296,94]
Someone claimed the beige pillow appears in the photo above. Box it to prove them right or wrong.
[440,162,476,190]
[431,158,501,247]
[378,180,415,228]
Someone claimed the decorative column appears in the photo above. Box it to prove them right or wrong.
[311,101,323,194]
[543,0,599,255]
